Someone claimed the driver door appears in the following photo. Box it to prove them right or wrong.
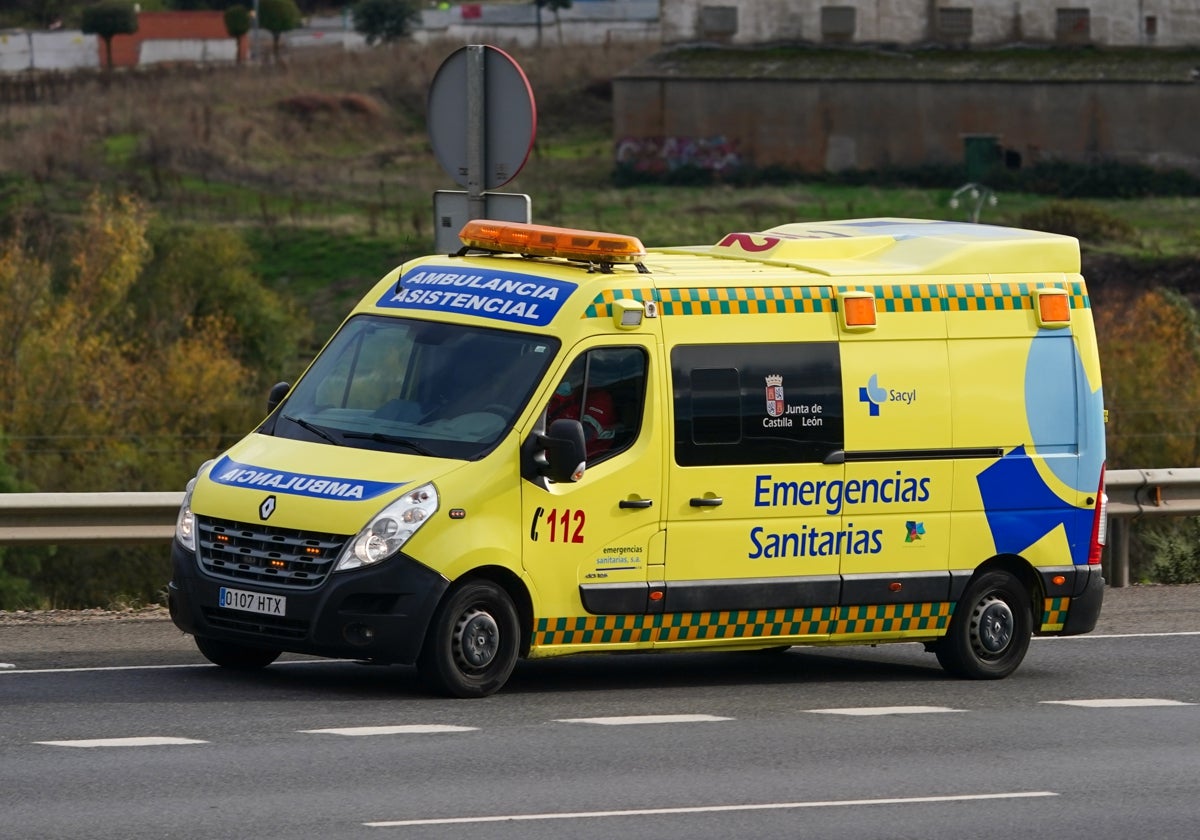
[520,337,665,655]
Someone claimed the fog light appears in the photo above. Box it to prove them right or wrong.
[344,623,376,646]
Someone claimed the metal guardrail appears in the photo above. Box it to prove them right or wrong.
[0,471,1196,586]
[0,492,183,546]
[1104,468,1200,588]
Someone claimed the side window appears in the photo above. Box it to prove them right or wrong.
[547,347,647,464]
[672,343,844,466]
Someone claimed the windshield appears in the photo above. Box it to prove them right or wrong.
[269,315,559,460]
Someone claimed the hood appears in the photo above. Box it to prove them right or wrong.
[191,434,466,535]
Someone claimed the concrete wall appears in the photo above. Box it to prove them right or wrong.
[613,76,1200,174]
[0,30,99,72]
[663,0,1200,47]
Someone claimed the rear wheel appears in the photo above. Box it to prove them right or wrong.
[194,636,281,670]
[418,579,520,698]
[936,570,1031,679]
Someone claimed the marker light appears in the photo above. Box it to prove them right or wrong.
[460,220,646,264]
[839,291,877,330]
[1034,288,1071,327]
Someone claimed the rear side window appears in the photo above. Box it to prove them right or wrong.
[672,343,844,466]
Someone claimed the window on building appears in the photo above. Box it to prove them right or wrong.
[821,6,857,43]
[1056,7,1091,44]
[699,5,738,40]
[936,7,973,43]
[1145,15,1157,39]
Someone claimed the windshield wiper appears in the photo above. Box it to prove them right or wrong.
[342,431,437,457]
[282,414,343,447]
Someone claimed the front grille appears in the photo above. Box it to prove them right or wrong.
[196,516,349,590]
[201,607,309,640]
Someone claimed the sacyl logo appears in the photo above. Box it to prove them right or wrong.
[858,374,917,417]
[259,495,277,521]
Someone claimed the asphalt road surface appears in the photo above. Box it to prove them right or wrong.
[1,584,1197,840]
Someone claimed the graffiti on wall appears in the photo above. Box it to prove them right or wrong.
[615,135,743,174]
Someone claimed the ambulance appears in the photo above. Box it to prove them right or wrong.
[167,217,1107,697]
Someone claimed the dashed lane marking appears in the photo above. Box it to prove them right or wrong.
[807,706,965,716]
[554,714,733,725]
[35,736,208,748]
[300,725,478,736]
[1041,698,1196,708]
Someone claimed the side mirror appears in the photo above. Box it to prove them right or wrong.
[267,381,291,413]
[540,418,587,483]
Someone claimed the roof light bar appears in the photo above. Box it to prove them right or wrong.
[460,220,646,264]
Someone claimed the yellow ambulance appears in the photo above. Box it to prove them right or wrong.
[168,217,1107,697]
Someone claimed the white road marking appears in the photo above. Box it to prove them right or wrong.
[555,714,732,725]
[300,725,478,736]
[1037,631,1200,640]
[807,706,965,716]
[1041,698,1195,708]
[35,736,208,748]
[364,790,1059,827]
[0,662,15,669]
[0,661,333,676]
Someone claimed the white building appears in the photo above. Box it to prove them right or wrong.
[662,0,1200,47]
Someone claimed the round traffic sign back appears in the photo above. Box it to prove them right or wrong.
[427,45,537,190]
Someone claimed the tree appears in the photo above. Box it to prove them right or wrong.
[257,0,301,63]
[534,0,571,47]
[352,0,420,46]
[1094,287,1200,469]
[81,1,139,71]
[223,4,251,64]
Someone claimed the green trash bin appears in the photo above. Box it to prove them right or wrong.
[963,134,1000,182]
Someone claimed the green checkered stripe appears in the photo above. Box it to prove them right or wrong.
[583,286,835,319]
[533,602,954,646]
[582,288,655,319]
[845,284,947,313]
[1040,596,1071,632]
[944,281,1090,312]
[583,282,1089,319]
[534,614,657,646]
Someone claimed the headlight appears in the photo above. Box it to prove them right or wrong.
[335,483,439,572]
[175,459,214,552]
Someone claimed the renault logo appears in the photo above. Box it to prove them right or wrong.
[259,495,277,521]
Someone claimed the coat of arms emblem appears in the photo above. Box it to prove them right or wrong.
[765,374,785,418]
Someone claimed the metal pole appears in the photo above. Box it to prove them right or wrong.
[252,0,261,63]
[466,45,486,221]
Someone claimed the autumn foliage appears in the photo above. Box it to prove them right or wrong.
[0,192,309,494]
[0,193,311,608]
[1093,287,1200,470]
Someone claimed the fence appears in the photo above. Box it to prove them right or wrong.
[1,470,1194,587]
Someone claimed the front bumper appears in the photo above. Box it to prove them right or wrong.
[168,539,449,664]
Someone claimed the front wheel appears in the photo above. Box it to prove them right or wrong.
[194,636,281,670]
[935,570,1032,679]
[418,579,520,698]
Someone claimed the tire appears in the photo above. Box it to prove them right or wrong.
[418,579,520,698]
[935,570,1032,679]
[194,636,282,670]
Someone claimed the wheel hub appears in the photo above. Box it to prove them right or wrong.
[453,607,499,671]
[970,595,1014,657]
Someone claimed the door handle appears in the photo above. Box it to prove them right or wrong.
[619,498,653,509]
[689,497,723,507]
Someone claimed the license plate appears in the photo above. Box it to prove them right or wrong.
[218,587,286,617]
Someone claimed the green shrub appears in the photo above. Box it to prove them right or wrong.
[1016,200,1137,244]
[1140,519,1200,584]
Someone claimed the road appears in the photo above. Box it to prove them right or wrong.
[1,585,1197,840]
